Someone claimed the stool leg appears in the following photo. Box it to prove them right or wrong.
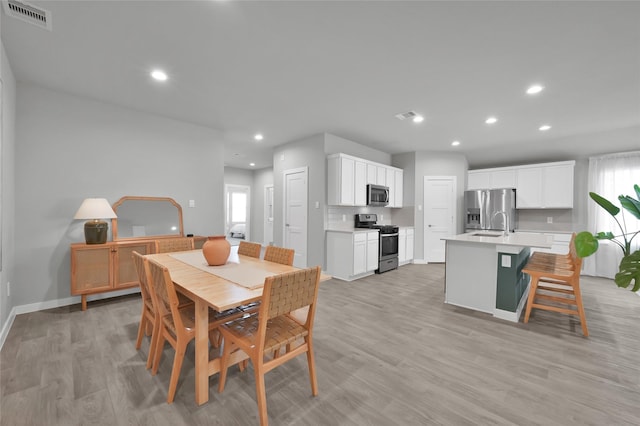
[572,277,589,337]
[524,275,539,323]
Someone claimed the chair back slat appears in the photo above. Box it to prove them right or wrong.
[238,241,262,258]
[132,251,153,307]
[155,237,194,253]
[264,246,295,266]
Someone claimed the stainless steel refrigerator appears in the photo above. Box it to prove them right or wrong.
[464,188,516,232]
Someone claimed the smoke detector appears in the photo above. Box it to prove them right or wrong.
[2,0,52,30]
[395,111,419,121]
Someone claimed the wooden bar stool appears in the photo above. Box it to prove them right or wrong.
[522,236,588,336]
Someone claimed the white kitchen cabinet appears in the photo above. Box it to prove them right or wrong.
[326,230,379,281]
[329,153,404,208]
[367,232,379,272]
[516,162,574,208]
[517,232,571,254]
[398,227,414,265]
[376,165,387,186]
[328,154,367,206]
[492,169,517,188]
[354,160,367,206]
[469,161,574,209]
[542,163,574,208]
[468,171,492,190]
[515,167,543,208]
[468,168,515,190]
[366,163,376,184]
[394,169,403,208]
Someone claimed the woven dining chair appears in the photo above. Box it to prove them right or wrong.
[132,251,167,369]
[263,245,295,266]
[218,266,321,426]
[238,241,262,258]
[146,258,244,403]
[154,237,195,253]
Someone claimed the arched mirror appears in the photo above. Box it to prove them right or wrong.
[112,196,184,240]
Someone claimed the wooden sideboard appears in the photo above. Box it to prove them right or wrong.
[71,236,208,311]
[71,240,153,311]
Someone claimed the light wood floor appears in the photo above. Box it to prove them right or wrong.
[1,264,639,425]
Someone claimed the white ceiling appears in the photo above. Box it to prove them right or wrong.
[2,1,639,169]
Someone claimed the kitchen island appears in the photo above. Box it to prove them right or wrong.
[442,231,552,322]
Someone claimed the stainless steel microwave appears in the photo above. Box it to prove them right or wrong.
[367,184,389,206]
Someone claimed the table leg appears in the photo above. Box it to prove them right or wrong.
[194,299,209,405]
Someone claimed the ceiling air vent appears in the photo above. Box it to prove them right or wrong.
[2,0,52,30]
[395,111,418,121]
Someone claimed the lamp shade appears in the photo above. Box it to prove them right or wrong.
[74,198,117,220]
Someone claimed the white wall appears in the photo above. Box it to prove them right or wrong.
[1,41,17,331]
[13,83,226,307]
[324,133,391,165]
[273,134,326,268]
[413,151,469,261]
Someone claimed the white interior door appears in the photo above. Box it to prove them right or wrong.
[225,184,250,241]
[424,176,456,263]
[284,168,308,267]
[264,184,274,246]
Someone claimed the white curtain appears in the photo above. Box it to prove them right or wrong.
[582,151,640,278]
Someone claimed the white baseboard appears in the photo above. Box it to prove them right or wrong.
[0,306,17,351]
[0,288,140,351]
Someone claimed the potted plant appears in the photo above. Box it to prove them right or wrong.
[575,184,640,291]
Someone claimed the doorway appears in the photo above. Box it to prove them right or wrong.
[423,176,456,263]
[225,184,250,242]
[283,167,308,268]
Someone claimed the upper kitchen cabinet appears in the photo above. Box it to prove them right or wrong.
[468,168,516,190]
[327,153,403,207]
[468,161,575,209]
[516,162,575,209]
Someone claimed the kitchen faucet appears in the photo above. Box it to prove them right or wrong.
[492,210,510,236]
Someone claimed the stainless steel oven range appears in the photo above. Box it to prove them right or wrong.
[354,214,399,273]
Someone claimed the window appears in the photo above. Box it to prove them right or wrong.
[583,151,640,278]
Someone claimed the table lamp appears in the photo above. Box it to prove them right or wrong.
[74,198,117,244]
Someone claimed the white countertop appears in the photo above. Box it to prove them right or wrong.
[326,228,379,234]
[442,231,553,248]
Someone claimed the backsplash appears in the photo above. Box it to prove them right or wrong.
[327,206,390,230]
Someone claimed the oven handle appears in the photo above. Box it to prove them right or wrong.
[380,233,399,237]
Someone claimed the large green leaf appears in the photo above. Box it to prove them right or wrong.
[634,184,640,200]
[590,192,620,216]
[594,231,615,240]
[575,231,599,258]
[619,195,640,220]
[614,250,640,292]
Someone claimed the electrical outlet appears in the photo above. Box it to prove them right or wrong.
[380,214,384,221]
[189,200,195,208]
[342,214,346,222]
[547,216,553,224]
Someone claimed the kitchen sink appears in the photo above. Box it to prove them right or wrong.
[471,232,504,237]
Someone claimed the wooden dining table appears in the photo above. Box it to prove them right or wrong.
[145,247,329,405]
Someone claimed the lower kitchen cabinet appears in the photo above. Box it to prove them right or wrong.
[399,227,414,265]
[326,230,379,281]
[71,240,153,310]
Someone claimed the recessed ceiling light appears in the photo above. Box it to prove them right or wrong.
[485,116,498,125]
[249,162,256,167]
[526,84,544,95]
[539,125,552,131]
[150,69,168,81]
[412,115,424,123]
[451,140,460,146]
[254,134,263,141]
